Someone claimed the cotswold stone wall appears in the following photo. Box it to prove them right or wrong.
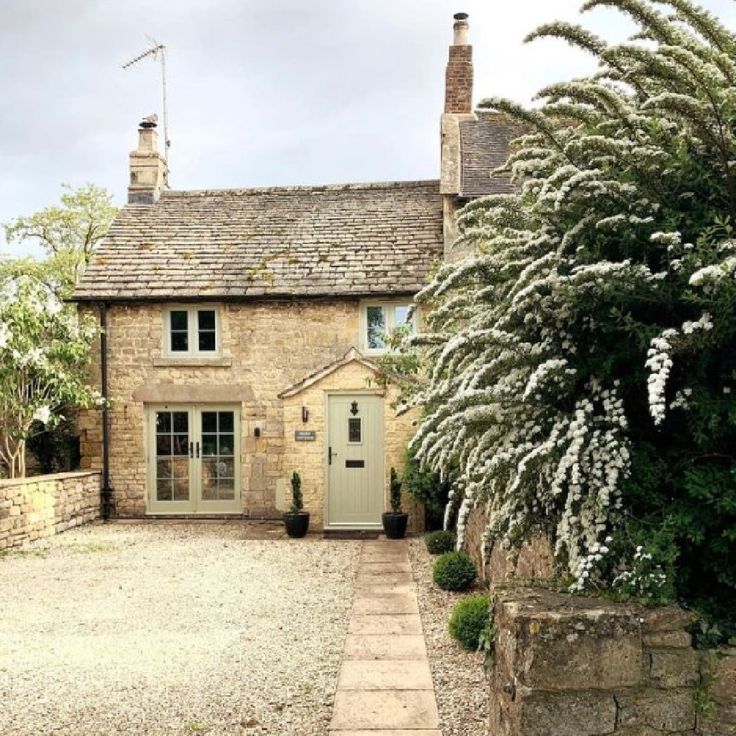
[489,587,736,736]
[0,471,100,550]
[79,300,420,527]
[464,505,555,583]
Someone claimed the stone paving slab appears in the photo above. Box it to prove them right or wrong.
[354,583,415,595]
[353,592,419,615]
[355,572,414,585]
[361,553,410,564]
[359,562,412,574]
[348,614,423,635]
[330,691,441,731]
[344,634,428,660]
[337,660,434,690]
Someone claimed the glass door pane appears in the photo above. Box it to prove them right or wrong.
[155,410,190,502]
[200,411,235,501]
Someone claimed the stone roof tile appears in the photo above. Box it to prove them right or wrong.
[459,111,525,198]
[73,180,443,301]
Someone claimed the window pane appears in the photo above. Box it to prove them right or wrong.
[173,412,188,433]
[198,331,216,352]
[218,459,234,478]
[202,434,217,456]
[219,434,234,456]
[348,417,362,443]
[218,478,235,500]
[170,310,188,331]
[366,306,386,349]
[156,478,173,501]
[395,305,412,329]
[172,458,188,479]
[218,412,234,432]
[156,434,171,456]
[156,413,171,433]
[202,412,217,433]
[173,434,189,456]
[173,476,189,501]
[156,459,172,479]
[198,310,216,330]
[171,331,189,352]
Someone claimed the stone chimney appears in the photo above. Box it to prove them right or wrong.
[128,116,168,204]
[444,12,473,114]
[440,13,476,259]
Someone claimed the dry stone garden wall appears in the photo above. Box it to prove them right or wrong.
[489,587,736,736]
[461,508,735,735]
[0,471,100,550]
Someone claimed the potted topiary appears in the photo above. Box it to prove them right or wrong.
[382,467,409,539]
[283,471,310,538]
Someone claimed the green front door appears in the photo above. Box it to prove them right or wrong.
[327,395,384,527]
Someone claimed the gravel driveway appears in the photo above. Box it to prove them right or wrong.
[0,522,362,736]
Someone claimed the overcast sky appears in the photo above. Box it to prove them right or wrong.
[2,0,735,257]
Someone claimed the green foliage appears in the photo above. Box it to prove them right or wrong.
[290,471,303,512]
[389,466,402,513]
[0,276,100,477]
[433,551,477,591]
[26,411,81,474]
[424,530,456,555]
[478,624,496,671]
[401,447,451,529]
[3,183,117,297]
[449,594,491,651]
[394,0,736,638]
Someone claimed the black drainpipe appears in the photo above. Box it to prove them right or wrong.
[99,302,114,520]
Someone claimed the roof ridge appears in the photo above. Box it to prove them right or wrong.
[157,179,439,198]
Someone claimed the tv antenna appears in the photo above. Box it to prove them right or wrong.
[122,38,170,180]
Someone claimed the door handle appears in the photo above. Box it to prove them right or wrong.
[329,446,338,465]
[196,442,200,459]
[189,441,194,459]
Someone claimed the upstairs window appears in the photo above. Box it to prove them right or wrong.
[166,306,220,357]
[362,301,416,354]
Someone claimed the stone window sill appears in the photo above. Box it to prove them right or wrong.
[153,355,233,368]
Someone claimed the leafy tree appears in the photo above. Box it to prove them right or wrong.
[404,0,736,633]
[4,183,117,296]
[0,276,100,478]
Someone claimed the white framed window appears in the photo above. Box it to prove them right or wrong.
[361,301,417,354]
[164,306,221,357]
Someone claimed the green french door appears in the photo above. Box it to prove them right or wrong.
[147,406,241,514]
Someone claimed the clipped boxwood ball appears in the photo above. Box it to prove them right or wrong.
[424,530,456,555]
[433,550,477,591]
[449,594,490,650]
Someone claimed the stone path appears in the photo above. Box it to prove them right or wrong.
[329,538,442,735]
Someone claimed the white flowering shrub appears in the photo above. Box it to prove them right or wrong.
[0,276,100,477]
[401,0,736,630]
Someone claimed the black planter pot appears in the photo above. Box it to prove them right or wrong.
[382,512,408,540]
[284,511,310,538]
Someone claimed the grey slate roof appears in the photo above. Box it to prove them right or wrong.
[73,180,443,302]
[459,111,524,199]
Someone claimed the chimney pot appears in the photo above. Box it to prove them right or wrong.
[452,12,470,46]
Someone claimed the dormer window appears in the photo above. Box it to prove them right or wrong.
[362,301,416,354]
[165,306,220,357]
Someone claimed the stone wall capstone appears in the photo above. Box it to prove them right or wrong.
[0,471,100,550]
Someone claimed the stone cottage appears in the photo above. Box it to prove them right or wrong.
[73,13,518,531]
